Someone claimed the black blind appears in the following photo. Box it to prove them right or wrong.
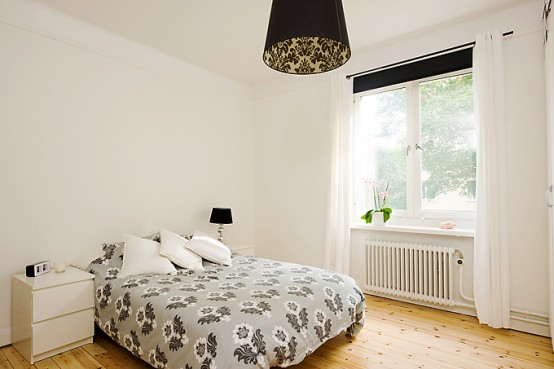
[353,48,473,94]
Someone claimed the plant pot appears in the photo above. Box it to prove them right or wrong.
[372,212,385,225]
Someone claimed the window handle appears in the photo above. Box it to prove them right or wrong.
[416,143,424,151]
[406,145,411,156]
[545,185,553,208]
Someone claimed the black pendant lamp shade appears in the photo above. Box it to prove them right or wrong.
[263,0,351,75]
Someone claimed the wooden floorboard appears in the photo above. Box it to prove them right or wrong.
[2,295,553,368]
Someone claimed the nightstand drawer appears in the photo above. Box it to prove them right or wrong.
[33,308,94,355]
[33,280,94,322]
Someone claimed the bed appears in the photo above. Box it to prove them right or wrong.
[87,236,365,369]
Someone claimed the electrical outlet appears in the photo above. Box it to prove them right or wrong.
[25,261,51,277]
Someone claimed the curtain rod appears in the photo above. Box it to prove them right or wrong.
[345,30,514,80]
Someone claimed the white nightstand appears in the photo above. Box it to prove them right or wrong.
[12,266,95,364]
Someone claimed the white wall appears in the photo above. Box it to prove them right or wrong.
[504,27,549,335]
[253,81,331,267]
[0,3,254,345]
[253,0,549,335]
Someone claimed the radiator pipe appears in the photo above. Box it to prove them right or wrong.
[455,251,475,303]
[455,252,548,327]
[457,267,475,302]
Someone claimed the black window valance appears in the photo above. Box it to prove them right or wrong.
[353,48,472,94]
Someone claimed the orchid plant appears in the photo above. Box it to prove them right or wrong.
[360,178,392,223]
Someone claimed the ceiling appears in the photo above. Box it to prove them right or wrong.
[36,0,535,87]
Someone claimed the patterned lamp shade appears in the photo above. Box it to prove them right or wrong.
[263,0,351,75]
[209,208,233,225]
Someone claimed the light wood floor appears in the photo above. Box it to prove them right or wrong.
[1,295,553,369]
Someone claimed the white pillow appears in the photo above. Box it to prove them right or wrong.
[159,229,204,270]
[119,234,177,278]
[185,230,232,266]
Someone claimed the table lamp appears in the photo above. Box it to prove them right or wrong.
[209,208,233,243]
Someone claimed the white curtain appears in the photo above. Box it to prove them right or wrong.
[324,74,353,274]
[473,30,511,328]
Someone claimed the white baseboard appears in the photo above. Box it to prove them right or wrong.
[510,310,551,337]
[0,327,12,347]
[510,319,551,337]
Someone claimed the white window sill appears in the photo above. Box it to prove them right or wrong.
[350,223,474,238]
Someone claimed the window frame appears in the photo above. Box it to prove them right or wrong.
[352,68,475,225]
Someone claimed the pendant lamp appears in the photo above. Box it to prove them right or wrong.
[263,0,351,75]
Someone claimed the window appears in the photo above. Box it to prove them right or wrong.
[353,70,476,222]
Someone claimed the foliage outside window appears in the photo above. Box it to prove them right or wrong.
[353,71,476,222]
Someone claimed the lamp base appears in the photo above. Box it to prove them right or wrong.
[217,224,224,243]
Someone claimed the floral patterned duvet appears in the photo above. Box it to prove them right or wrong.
[88,242,365,369]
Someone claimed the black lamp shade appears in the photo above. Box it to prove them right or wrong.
[209,208,233,225]
[263,0,351,75]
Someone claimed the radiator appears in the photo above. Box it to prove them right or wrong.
[365,240,455,306]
